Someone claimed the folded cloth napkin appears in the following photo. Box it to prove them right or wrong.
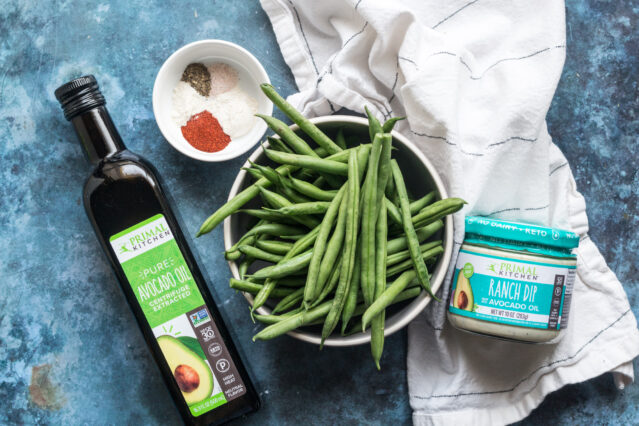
[259,0,639,423]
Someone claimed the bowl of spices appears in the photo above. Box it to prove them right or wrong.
[153,39,272,161]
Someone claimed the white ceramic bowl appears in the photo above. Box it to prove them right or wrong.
[153,39,272,162]
[224,115,454,347]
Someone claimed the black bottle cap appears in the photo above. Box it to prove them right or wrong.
[54,75,106,120]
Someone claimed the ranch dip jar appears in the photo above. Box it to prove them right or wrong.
[447,216,580,343]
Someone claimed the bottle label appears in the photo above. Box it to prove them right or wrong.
[109,214,246,417]
[448,249,576,330]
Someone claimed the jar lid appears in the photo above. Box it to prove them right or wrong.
[464,216,579,257]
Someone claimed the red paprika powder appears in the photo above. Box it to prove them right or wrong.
[181,110,231,152]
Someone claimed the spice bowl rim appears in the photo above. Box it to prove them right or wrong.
[152,39,272,162]
[223,115,454,347]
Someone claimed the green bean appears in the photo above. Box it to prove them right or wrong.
[341,238,361,334]
[239,209,296,224]
[266,202,331,216]
[197,165,297,236]
[253,307,304,325]
[257,186,319,228]
[260,84,342,155]
[253,299,334,341]
[391,160,435,297]
[248,160,281,186]
[238,257,253,280]
[312,257,342,307]
[386,245,443,277]
[386,220,444,254]
[304,186,346,308]
[381,116,405,133]
[294,168,317,181]
[251,226,321,310]
[386,240,443,267]
[344,286,421,335]
[324,145,370,164]
[255,239,293,255]
[321,151,360,343]
[412,198,466,227]
[272,287,304,314]
[335,128,347,149]
[371,199,388,368]
[384,197,403,226]
[238,245,283,263]
[248,249,312,280]
[375,134,393,208]
[225,219,268,258]
[243,167,264,181]
[311,175,326,187]
[278,182,312,204]
[264,149,348,176]
[197,144,329,236]
[362,270,416,330]
[229,278,296,297]
[360,133,383,305]
[385,172,397,202]
[267,136,294,154]
[284,173,338,201]
[314,196,348,300]
[409,191,436,215]
[256,114,318,157]
[365,106,383,143]
[356,143,371,181]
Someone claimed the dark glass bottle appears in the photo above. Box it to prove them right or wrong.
[55,76,260,425]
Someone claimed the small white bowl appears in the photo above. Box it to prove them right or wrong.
[153,39,272,162]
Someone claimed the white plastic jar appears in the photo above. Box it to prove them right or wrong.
[447,216,580,343]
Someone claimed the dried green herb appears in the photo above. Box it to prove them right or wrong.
[181,63,210,97]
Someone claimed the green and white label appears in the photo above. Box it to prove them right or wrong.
[449,250,575,330]
[110,214,246,417]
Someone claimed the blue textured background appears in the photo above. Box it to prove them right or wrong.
[0,1,637,424]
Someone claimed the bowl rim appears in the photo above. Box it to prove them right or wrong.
[224,115,453,346]
[152,39,272,162]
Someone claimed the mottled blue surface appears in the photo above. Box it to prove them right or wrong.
[0,1,636,424]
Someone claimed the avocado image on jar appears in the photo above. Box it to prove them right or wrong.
[453,273,474,311]
[157,336,214,405]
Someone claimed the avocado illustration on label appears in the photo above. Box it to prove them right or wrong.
[158,335,214,405]
[453,273,474,311]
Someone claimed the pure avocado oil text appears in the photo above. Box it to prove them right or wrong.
[55,76,260,425]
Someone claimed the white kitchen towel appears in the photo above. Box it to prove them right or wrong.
[259,0,639,424]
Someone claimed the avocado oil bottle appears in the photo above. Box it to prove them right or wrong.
[55,76,260,425]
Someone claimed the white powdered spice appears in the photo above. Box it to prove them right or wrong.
[171,80,258,139]
[207,87,258,138]
[171,81,209,127]
[207,63,239,96]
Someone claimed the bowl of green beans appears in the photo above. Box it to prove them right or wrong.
[198,84,462,366]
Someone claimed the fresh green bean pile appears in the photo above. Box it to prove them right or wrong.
[198,84,466,369]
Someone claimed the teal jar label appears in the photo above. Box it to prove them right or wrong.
[464,216,579,258]
[449,249,576,330]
